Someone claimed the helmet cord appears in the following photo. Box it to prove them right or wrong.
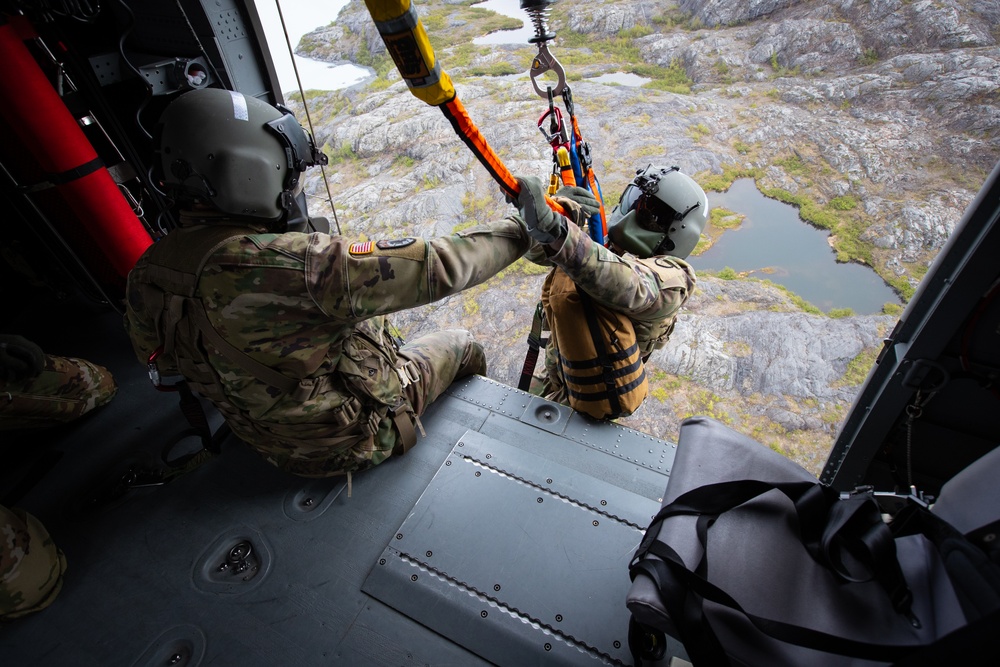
[273,0,342,236]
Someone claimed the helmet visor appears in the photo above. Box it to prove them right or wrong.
[635,192,678,232]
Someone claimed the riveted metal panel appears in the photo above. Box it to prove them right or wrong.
[363,430,669,666]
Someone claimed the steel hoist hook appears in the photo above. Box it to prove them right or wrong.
[529,42,568,99]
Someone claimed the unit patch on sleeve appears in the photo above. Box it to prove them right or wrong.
[348,241,374,255]
[376,238,416,250]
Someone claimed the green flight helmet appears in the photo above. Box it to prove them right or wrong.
[608,165,708,259]
[156,88,328,228]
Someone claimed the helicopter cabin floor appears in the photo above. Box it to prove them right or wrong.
[0,288,689,666]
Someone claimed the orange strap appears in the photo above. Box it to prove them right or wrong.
[440,97,567,218]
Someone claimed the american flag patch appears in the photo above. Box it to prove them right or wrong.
[348,241,373,255]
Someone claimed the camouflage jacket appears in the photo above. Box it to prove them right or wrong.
[1,505,66,620]
[124,212,530,477]
[535,222,696,400]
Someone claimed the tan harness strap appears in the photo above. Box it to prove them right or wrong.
[392,410,417,454]
[187,302,300,394]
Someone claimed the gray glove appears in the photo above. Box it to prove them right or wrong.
[553,185,601,227]
[515,176,566,245]
[0,334,45,383]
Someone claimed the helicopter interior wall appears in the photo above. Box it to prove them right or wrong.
[823,159,1000,499]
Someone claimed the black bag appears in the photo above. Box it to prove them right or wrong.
[627,417,1000,666]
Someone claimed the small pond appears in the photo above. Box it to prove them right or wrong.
[691,179,901,314]
[472,0,535,45]
[255,0,370,94]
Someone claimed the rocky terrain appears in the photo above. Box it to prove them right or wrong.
[288,0,999,476]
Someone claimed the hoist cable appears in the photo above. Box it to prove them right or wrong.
[272,0,343,236]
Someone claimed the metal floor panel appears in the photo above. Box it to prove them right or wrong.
[363,429,682,666]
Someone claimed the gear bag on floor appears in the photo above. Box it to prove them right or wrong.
[626,417,1000,666]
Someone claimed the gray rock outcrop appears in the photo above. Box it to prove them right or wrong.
[293,0,1000,475]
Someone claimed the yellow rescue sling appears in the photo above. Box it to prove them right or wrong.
[541,267,648,420]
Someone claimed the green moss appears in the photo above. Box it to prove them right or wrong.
[827,308,855,319]
[882,302,904,316]
[834,346,880,387]
[859,48,879,66]
[393,155,416,170]
[829,195,858,211]
[324,142,357,165]
[696,164,763,192]
[717,267,738,280]
[774,154,808,176]
[710,207,743,230]
[465,61,521,77]
[759,279,822,314]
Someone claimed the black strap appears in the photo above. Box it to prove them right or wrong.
[575,283,622,417]
[629,479,1000,663]
[632,542,927,664]
[22,156,105,192]
[632,479,912,614]
[518,302,546,392]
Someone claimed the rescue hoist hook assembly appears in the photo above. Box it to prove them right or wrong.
[520,0,608,245]
[520,0,568,98]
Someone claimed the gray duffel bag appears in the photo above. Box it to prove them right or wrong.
[626,417,1000,666]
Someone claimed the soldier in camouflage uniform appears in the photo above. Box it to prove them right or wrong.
[124,88,536,478]
[514,166,705,408]
[0,503,67,621]
[0,335,115,620]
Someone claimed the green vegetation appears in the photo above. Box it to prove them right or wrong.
[465,62,521,77]
[834,346,880,387]
[393,155,416,170]
[687,123,712,142]
[883,302,904,316]
[828,195,859,211]
[769,52,800,78]
[758,279,823,314]
[859,48,879,66]
[555,28,693,94]
[422,5,522,48]
[324,142,357,165]
[827,308,855,319]
[696,164,763,192]
[710,207,743,230]
[774,154,808,176]
[716,267,738,280]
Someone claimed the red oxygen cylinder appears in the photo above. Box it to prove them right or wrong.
[0,18,152,285]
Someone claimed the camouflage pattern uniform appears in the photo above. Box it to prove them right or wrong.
[125,212,531,477]
[0,504,67,621]
[0,353,117,431]
[531,221,696,404]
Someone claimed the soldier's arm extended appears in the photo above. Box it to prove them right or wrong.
[548,222,693,321]
[308,216,532,320]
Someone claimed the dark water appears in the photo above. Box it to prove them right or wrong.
[691,179,900,314]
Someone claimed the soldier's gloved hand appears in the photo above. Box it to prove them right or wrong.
[0,334,45,383]
[515,175,566,245]
[553,185,601,228]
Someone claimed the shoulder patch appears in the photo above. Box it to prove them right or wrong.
[376,237,416,250]
[349,241,374,255]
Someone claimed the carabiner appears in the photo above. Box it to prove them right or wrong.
[529,43,568,99]
[537,106,568,148]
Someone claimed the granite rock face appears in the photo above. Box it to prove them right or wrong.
[294,0,999,475]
